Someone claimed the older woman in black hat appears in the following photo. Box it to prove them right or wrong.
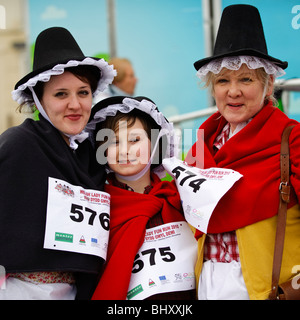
[0,27,116,299]
[183,5,300,299]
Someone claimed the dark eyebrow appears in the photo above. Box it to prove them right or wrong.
[54,85,90,91]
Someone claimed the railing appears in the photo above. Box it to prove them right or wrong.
[168,78,300,126]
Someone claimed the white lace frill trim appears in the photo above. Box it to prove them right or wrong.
[196,56,285,80]
[12,58,117,104]
[87,97,179,178]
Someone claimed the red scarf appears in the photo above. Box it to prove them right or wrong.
[92,174,184,300]
[185,103,299,238]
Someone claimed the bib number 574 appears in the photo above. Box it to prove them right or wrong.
[172,166,206,193]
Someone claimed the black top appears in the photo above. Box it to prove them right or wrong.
[0,117,106,299]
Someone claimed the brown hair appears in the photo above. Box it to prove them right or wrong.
[108,58,132,84]
[96,109,163,168]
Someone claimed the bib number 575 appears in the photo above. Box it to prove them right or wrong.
[70,203,110,230]
[132,246,176,274]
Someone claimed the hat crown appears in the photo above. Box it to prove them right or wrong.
[213,5,268,56]
[194,4,288,71]
[33,27,85,71]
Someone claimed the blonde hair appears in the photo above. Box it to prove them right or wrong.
[109,58,132,84]
[204,67,277,106]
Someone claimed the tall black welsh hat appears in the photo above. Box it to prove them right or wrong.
[12,27,116,104]
[194,4,287,71]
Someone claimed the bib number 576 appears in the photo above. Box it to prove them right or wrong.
[70,203,110,230]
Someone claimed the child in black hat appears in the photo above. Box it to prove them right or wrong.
[0,27,116,299]
[88,96,198,300]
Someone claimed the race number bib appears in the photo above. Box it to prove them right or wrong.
[163,157,243,233]
[127,222,198,300]
[43,177,110,260]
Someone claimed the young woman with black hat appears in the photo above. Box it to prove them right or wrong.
[87,96,198,300]
[0,27,116,299]
[183,4,300,299]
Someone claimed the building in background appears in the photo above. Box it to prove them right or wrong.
[0,0,29,134]
[1,0,300,150]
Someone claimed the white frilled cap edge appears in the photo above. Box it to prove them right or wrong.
[11,58,117,105]
[86,97,180,179]
[196,55,286,81]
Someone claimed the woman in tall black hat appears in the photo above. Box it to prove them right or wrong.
[0,27,116,299]
[181,5,300,299]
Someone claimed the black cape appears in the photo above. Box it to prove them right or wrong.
[0,117,106,299]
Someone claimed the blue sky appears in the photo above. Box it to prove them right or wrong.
[28,0,300,133]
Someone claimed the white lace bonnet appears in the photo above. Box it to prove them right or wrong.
[87,96,178,179]
[12,58,116,105]
[196,55,286,81]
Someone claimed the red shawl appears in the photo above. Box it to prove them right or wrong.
[92,174,184,300]
[185,103,300,238]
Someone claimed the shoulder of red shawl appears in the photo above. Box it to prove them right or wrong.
[150,173,177,193]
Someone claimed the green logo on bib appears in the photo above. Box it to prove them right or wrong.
[127,284,143,300]
[55,232,73,243]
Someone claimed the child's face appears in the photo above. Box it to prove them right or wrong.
[106,118,152,177]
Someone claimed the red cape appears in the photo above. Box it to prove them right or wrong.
[185,103,300,237]
[92,174,184,300]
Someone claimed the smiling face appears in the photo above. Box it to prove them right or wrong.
[106,118,152,178]
[40,71,93,140]
[212,64,274,132]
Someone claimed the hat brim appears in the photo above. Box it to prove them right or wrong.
[89,96,127,121]
[12,58,116,105]
[194,49,288,71]
[15,56,98,90]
